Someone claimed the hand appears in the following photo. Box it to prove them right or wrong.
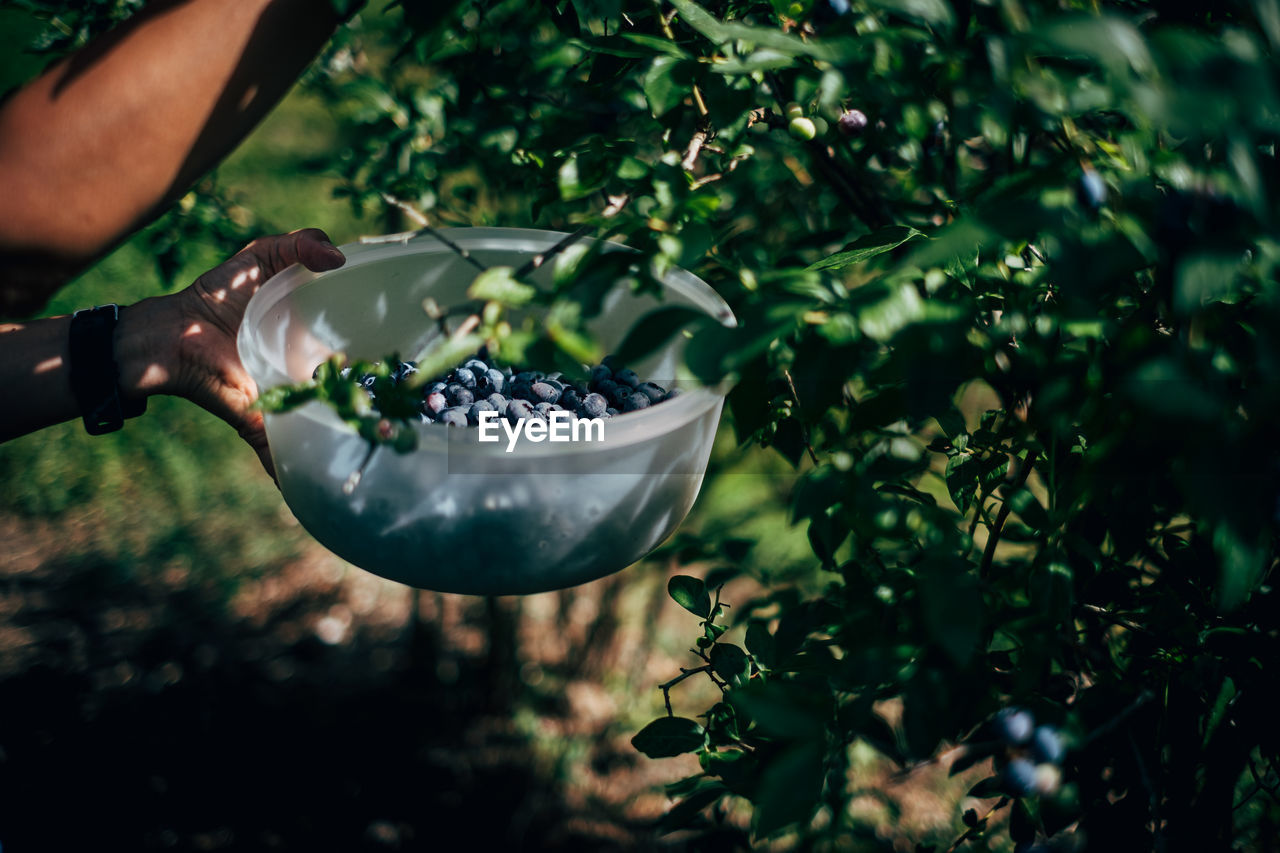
[167,229,345,478]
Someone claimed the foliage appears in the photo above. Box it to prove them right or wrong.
[302,0,1280,848]
[15,0,1280,848]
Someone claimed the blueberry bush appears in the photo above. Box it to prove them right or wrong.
[17,0,1280,848]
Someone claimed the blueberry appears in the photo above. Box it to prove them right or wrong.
[487,393,509,416]
[559,388,582,411]
[601,354,622,373]
[530,382,561,404]
[664,388,682,401]
[467,400,495,425]
[485,368,505,394]
[506,399,534,423]
[993,708,1035,745]
[614,368,640,389]
[623,393,651,412]
[437,407,468,428]
[392,360,418,383]
[358,372,377,391]
[580,393,608,419]
[534,402,554,415]
[838,109,868,137]
[1030,726,1065,765]
[446,385,474,407]
[635,382,667,403]
[589,365,612,389]
[454,367,477,389]
[426,381,448,396]
[1077,170,1108,211]
[463,358,488,374]
[605,407,618,417]
[423,391,447,416]
[544,378,566,393]
[607,386,632,409]
[1001,758,1038,797]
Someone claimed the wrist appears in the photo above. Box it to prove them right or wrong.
[113,295,185,400]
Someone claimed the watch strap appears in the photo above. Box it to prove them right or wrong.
[68,304,147,435]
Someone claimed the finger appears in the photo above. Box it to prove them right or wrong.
[243,228,346,282]
[237,407,278,483]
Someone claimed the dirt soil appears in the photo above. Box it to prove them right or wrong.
[0,513,729,853]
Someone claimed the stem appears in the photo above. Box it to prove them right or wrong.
[782,368,820,466]
[945,796,1010,853]
[374,193,487,272]
[659,664,714,716]
[978,450,1036,579]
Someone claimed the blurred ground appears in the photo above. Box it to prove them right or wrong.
[0,511,714,852]
[0,508,995,853]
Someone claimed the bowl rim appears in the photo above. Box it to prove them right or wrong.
[239,226,739,458]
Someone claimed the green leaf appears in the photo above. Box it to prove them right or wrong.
[1214,524,1270,612]
[856,281,925,341]
[1203,676,1238,750]
[657,782,729,833]
[632,716,706,758]
[751,740,825,839]
[669,0,855,62]
[945,453,980,514]
[669,575,712,617]
[918,558,983,666]
[710,643,751,687]
[643,56,698,117]
[614,306,712,367]
[1174,251,1245,315]
[1035,14,1155,76]
[467,266,537,307]
[807,226,926,272]
[867,0,955,30]
[967,775,1003,798]
[745,619,777,669]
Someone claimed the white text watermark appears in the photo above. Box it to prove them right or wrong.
[477,410,605,452]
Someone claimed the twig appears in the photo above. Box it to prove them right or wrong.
[511,192,631,279]
[978,450,1037,580]
[945,796,1009,852]
[782,368,821,466]
[659,664,715,716]
[342,442,378,495]
[682,118,712,172]
[374,193,487,272]
[653,0,708,116]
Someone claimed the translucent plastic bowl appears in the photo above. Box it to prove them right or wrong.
[237,228,736,594]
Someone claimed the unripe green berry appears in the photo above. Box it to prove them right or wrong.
[785,102,804,120]
[812,117,829,136]
[788,117,817,141]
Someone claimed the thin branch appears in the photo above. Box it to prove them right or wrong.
[374,193,487,272]
[682,117,712,172]
[782,368,821,466]
[659,664,715,716]
[511,193,631,280]
[945,796,1010,853]
[978,450,1037,580]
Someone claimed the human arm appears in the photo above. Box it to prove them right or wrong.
[0,229,345,477]
[0,0,347,317]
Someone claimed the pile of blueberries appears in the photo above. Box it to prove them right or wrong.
[348,352,680,428]
[989,707,1068,798]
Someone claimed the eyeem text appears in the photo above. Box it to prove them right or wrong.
[477,410,605,452]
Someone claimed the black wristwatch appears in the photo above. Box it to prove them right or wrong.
[68,304,147,435]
